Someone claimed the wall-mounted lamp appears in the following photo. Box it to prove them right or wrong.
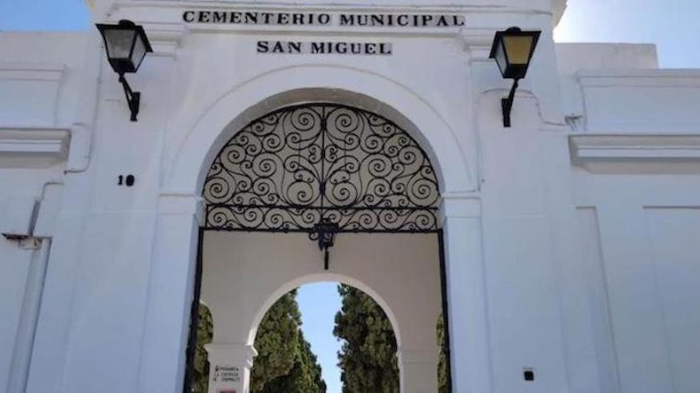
[489,27,541,128]
[96,20,153,122]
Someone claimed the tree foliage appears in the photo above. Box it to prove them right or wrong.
[333,285,400,393]
[437,315,449,393]
[251,291,302,390]
[334,285,451,393]
[193,304,214,393]
[192,291,326,393]
[260,330,326,393]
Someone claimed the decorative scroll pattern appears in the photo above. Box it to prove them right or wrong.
[203,104,440,232]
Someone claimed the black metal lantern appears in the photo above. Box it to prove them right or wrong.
[96,20,153,121]
[489,27,541,127]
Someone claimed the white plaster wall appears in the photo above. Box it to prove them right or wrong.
[202,232,441,349]
[153,32,480,195]
[555,44,700,133]
[646,208,700,393]
[556,43,659,75]
[0,23,73,373]
[574,172,700,393]
[0,33,88,128]
[0,162,66,392]
[578,71,700,133]
[0,242,33,390]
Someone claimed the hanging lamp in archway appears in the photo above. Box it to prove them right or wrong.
[203,103,441,268]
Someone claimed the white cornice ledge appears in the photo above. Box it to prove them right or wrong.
[458,27,494,56]
[0,62,66,82]
[142,22,190,57]
[570,134,700,174]
[0,127,71,168]
[576,69,700,88]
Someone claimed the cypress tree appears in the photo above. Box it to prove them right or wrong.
[261,331,327,393]
[192,291,326,393]
[334,285,451,393]
[437,315,449,393]
[333,285,400,393]
[193,304,214,393]
[251,291,302,391]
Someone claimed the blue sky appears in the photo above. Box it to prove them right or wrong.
[297,283,344,393]
[0,0,89,31]
[554,0,700,68]
[2,1,700,393]
[2,0,700,67]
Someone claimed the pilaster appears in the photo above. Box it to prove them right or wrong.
[440,194,492,393]
[205,343,257,393]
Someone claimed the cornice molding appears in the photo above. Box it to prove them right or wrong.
[0,127,71,168]
[570,134,700,174]
[576,70,700,88]
[112,1,557,14]
[0,62,66,82]
[107,1,555,42]
[142,22,190,57]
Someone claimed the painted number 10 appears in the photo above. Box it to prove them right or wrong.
[117,175,136,187]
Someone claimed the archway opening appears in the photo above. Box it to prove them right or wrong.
[193,281,409,393]
[192,281,450,393]
[185,100,452,393]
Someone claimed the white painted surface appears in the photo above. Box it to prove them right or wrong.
[0,1,699,392]
[0,197,37,237]
[556,43,659,74]
[645,209,700,393]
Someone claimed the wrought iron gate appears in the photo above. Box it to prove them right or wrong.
[184,103,452,392]
[202,103,441,266]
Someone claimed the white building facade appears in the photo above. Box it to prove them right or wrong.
[1,1,700,393]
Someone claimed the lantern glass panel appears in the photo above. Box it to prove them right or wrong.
[494,40,508,75]
[105,29,136,60]
[131,36,147,70]
[503,35,534,65]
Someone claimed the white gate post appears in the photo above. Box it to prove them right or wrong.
[397,348,439,393]
[441,195,492,393]
[206,343,257,393]
[138,194,203,393]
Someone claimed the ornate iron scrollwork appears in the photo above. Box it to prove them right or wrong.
[203,103,441,266]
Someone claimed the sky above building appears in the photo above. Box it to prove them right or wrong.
[1,1,699,393]
[554,0,700,68]
[2,0,699,68]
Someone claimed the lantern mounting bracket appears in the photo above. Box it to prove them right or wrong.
[489,26,541,128]
[95,19,152,123]
[309,219,339,270]
[502,78,520,128]
[118,73,141,122]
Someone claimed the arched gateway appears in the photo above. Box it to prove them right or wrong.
[187,102,451,393]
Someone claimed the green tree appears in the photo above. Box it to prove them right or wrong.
[333,285,400,393]
[251,291,303,391]
[193,304,214,393]
[334,285,451,393]
[261,331,327,393]
[192,291,326,393]
[437,315,449,393]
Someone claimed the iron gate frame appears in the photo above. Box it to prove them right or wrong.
[183,102,453,393]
